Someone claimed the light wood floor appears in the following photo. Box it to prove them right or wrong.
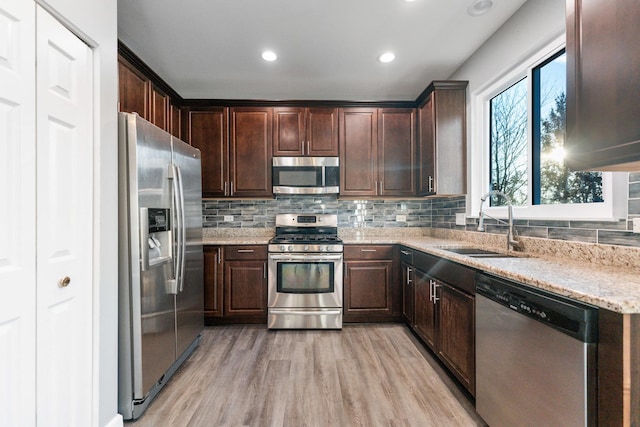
[126,324,486,427]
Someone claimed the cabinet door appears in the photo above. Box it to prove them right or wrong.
[230,107,273,197]
[378,108,415,196]
[566,0,640,170]
[307,108,339,156]
[417,83,467,196]
[413,268,436,349]
[273,107,305,156]
[118,57,149,119]
[224,260,267,316]
[169,103,181,139]
[344,260,393,316]
[188,108,229,197]
[204,247,223,318]
[401,262,414,325]
[437,283,475,395]
[418,96,435,195]
[339,108,378,196]
[150,84,169,131]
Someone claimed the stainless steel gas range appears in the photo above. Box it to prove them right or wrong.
[267,214,343,329]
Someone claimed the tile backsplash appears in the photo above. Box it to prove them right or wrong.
[202,196,432,229]
[202,173,640,248]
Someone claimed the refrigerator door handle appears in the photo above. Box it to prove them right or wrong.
[139,207,150,271]
[175,165,187,293]
[170,164,182,295]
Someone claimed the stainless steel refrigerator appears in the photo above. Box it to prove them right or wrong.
[117,112,204,420]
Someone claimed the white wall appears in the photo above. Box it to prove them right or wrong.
[449,0,565,93]
[37,0,119,426]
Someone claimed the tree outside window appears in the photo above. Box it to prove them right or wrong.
[489,50,602,208]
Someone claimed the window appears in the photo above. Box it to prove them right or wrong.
[471,37,625,219]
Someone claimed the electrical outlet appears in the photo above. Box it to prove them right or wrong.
[633,218,640,233]
[455,213,466,226]
[396,214,407,222]
[224,215,234,222]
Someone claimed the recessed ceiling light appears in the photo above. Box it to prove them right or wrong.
[467,0,493,16]
[378,52,396,63]
[261,50,277,62]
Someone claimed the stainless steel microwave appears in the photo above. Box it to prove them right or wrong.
[272,157,339,195]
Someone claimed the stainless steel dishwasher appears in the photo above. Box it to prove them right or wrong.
[475,273,598,427]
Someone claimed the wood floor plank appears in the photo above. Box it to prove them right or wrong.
[126,324,485,427]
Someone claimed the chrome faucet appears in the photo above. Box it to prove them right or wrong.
[478,190,522,251]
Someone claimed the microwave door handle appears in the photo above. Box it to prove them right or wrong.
[322,166,325,186]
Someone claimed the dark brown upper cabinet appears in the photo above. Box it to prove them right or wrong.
[273,107,338,156]
[339,108,379,196]
[118,56,149,120]
[229,107,273,197]
[378,108,416,196]
[416,81,467,196]
[565,0,640,171]
[150,84,169,131]
[339,108,415,197]
[187,108,229,197]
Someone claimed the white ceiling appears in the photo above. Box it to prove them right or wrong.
[118,0,528,101]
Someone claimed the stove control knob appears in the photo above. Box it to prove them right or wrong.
[304,245,309,251]
[288,245,293,252]
[280,245,286,252]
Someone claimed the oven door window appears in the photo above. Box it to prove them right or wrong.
[273,167,322,187]
[277,261,335,294]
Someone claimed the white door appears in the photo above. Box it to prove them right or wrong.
[36,6,93,426]
[0,0,36,425]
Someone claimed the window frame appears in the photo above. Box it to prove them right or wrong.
[468,36,627,221]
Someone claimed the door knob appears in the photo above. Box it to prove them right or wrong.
[58,276,71,287]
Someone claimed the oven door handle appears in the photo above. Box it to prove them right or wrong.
[268,309,343,316]
[268,254,343,261]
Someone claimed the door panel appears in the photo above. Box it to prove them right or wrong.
[0,0,36,424]
[128,115,176,398]
[172,138,203,358]
[36,6,92,424]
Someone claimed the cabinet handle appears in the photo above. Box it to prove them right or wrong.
[401,250,411,255]
[224,182,228,196]
[406,267,412,284]
[428,176,434,192]
[301,140,305,155]
[379,181,383,194]
[430,280,440,304]
[230,181,234,195]
[307,141,310,155]
[237,249,254,253]
[214,253,218,288]
[217,247,221,264]
[375,181,379,195]
[360,249,377,252]
[264,262,267,279]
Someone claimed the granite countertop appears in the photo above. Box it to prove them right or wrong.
[201,230,640,314]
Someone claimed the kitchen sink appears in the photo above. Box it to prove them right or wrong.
[442,247,517,258]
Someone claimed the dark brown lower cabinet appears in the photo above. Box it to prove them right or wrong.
[436,283,474,394]
[413,268,436,349]
[401,261,414,324]
[343,245,399,322]
[204,246,223,319]
[409,251,475,396]
[205,245,268,324]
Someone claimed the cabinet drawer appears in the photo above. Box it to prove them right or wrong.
[399,246,414,264]
[344,245,394,260]
[414,251,475,295]
[224,245,267,260]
